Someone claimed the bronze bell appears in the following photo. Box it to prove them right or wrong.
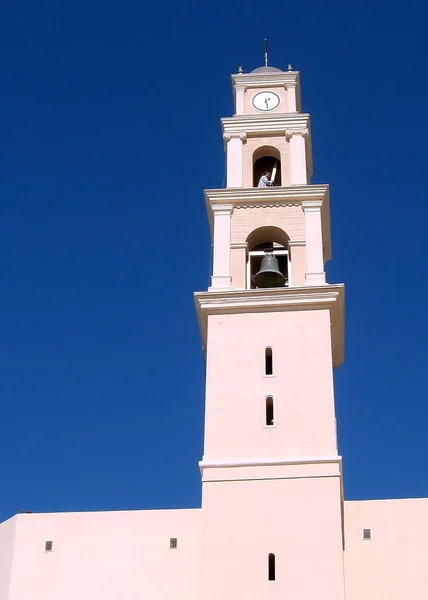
[253,254,286,288]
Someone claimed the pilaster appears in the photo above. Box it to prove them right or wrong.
[209,204,233,289]
[223,132,247,187]
[285,128,309,184]
[286,80,298,112]
[302,200,326,285]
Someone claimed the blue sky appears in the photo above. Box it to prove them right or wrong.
[1,0,427,521]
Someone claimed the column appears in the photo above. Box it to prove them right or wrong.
[223,132,247,187]
[210,204,233,289]
[302,200,326,286]
[286,81,297,112]
[285,129,309,185]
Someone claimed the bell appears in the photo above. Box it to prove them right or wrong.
[253,254,286,288]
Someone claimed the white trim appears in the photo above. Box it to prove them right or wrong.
[199,455,342,471]
[222,113,309,135]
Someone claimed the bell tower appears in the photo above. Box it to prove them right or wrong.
[195,62,345,600]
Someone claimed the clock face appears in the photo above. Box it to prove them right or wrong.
[252,91,280,112]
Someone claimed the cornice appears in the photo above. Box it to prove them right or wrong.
[222,113,310,136]
[231,71,300,89]
[194,284,345,368]
[199,455,342,472]
[205,184,328,206]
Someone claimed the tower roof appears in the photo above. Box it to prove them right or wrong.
[250,66,283,74]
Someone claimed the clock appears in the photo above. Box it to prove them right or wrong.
[252,91,280,112]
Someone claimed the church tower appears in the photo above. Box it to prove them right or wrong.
[195,63,346,599]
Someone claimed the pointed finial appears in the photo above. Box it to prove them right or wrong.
[264,39,268,67]
[238,65,243,74]
[287,63,293,71]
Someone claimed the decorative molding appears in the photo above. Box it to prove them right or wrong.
[302,199,323,211]
[288,239,306,247]
[211,203,233,216]
[235,203,301,209]
[231,72,300,90]
[194,284,345,369]
[285,128,310,140]
[199,455,342,471]
[223,131,247,142]
[230,242,248,250]
[221,113,310,136]
[205,185,328,204]
[285,81,298,89]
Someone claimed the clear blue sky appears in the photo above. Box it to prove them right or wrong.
[1,0,427,522]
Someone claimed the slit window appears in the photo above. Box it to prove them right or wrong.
[45,541,53,552]
[268,553,276,580]
[170,537,178,549]
[266,397,274,426]
[265,347,273,375]
[363,529,371,540]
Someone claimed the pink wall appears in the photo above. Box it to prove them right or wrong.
[203,309,338,462]
[201,474,345,600]
[0,517,16,599]
[344,498,428,599]
[6,509,201,600]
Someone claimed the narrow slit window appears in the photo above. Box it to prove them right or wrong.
[170,537,178,549]
[45,541,53,552]
[268,553,276,581]
[265,347,273,375]
[266,396,274,426]
[363,529,371,540]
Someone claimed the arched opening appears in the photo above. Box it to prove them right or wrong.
[246,226,289,289]
[268,553,276,581]
[253,146,282,187]
[266,396,274,426]
[265,347,273,375]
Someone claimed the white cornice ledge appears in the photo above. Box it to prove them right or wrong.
[205,184,328,207]
[222,113,309,135]
[194,285,345,368]
[199,455,342,472]
[231,71,300,89]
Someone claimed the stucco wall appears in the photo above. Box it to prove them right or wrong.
[201,474,345,600]
[0,516,16,599]
[344,498,428,599]
[203,308,337,462]
[7,509,201,600]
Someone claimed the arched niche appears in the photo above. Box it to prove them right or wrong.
[253,145,282,187]
[246,226,290,289]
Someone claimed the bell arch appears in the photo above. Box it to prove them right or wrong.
[246,227,290,289]
[253,145,282,187]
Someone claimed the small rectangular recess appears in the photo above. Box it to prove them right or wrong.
[169,537,178,549]
[362,528,371,540]
[45,540,53,552]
